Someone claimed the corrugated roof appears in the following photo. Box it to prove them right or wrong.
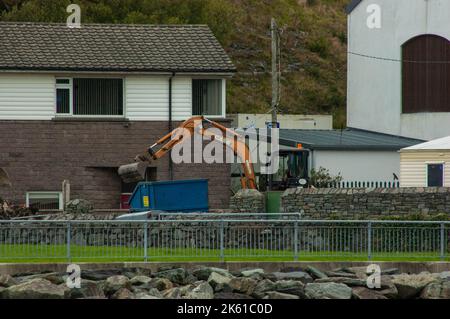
[278,128,424,151]
[0,22,236,73]
[401,136,450,151]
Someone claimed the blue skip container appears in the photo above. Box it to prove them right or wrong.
[128,179,209,212]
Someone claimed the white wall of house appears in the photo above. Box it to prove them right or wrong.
[0,73,226,121]
[229,114,333,130]
[0,74,55,120]
[400,151,450,187]
[347,0,450,140]
[312,150,400,183]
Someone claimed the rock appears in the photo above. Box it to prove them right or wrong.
[15,272,65,285]
[420,281,450,299]
[305,283,353,299]
[155,268,195,285]
[352,287,388,300]
[163,287,182,299]
[315,277,367,287]
[130,276,152,286]
[186,282,214,299]
[134,288,163,299]
[241,269,265,277]
[103,276,131,295]
[65,279,105,299]
[208,272,232,292]
[229,277,258,295]
[0,274,18,287]
[378,276,398,299]
[147,278,173,291]
[193,267,233,280]
[439,271,450,280]
[265,291,300,299]
[2,278,67,299]
[272,272,313,284]
[214,292,253,299]
[252,279,276,299]
[306,266,328,279]
[382,268,400,275]
[392,273,438,299]
[111,288,135,299]
[273,280,305,298]
[325,271,357,278]
[341,267,369,279]
[0,287,5,298]
[82,270,124,281]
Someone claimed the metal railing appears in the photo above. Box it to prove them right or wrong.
[326,181,401,188]
[0,220,448,262]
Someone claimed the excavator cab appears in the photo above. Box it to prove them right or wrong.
[266,149,309,191]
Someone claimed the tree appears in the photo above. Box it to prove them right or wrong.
[309,167,343,188]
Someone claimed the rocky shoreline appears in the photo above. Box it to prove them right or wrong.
[0,266,449,299]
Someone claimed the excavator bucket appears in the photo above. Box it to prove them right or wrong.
[0,168,11,187]
[118,162,148,184]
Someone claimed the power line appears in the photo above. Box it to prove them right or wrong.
[348,51,450,64]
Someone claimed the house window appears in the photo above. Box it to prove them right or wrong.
[26,192,63,210]
[192,79,223,116]
[56,78,124,116]
[427,164,444,187]
[402,35,450,113]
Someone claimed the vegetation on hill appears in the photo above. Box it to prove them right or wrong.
[0,0,348,128]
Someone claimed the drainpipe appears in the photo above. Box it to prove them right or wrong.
[168,73,175,180]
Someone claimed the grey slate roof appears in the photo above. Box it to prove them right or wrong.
[0,22,236,73]
[278,128,424,151]
[346,0,364,14]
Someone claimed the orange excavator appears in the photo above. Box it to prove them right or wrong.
[118,116,257,190]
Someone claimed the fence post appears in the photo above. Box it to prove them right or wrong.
[144,221,148,262]
[441,223,445,261]
[367,222,372,261]
[219,220,225,262]
[66,221,71,263]
[294,221,299,261]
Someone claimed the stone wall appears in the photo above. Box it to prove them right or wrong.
[281,187,450,219]
[229,189,266,213]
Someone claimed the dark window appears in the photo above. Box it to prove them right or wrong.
[27,192,61,210]
[56,88,70,114]
[402,35,450,113]
[73,78,123,116]
[427,164,444,187]
[192,79,223,116]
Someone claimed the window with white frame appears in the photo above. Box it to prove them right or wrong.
[56,78,124,116]
[26,192,63,210]
[192,79,223,116]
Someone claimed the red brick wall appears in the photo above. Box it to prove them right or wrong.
[0,120,231,210]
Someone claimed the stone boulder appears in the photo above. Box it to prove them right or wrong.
[273,280,305,298]
[272,272,313,284]
[305,266,328,279]
[193,267,233,281]
[103,276,131,295]
[420,281,450,299]
[65,279,105,299]
[265,291,300,299]
[208,272,232,292]
[155,268,195,285]
[130,276,152,286]
[111,288,135,299]
[352,287,388,300]
[229,277,258,295]
[305,282,352,299]
[214,292,254,299]
[2,278,67,299]
[186,282,214,299]
[392,273,438,299]
[0,275,18,288]
[147,278,173,291]
[241,269,265,278]
[252,279,276,299]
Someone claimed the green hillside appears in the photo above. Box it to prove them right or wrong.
[0,0,349,127]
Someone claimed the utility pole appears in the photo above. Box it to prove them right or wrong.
[271,18,279,129]
[268,18,279,191]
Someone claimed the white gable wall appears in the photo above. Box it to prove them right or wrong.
[347,0,450,140]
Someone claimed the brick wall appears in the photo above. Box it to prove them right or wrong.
[281,187,450,219]
[0,120,231,210]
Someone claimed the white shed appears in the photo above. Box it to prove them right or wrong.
[400,136,450,187]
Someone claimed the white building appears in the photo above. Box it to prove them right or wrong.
[400,136,450,187]
[347,0,450,140]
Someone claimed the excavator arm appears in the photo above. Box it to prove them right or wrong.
[118,116,257,190]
